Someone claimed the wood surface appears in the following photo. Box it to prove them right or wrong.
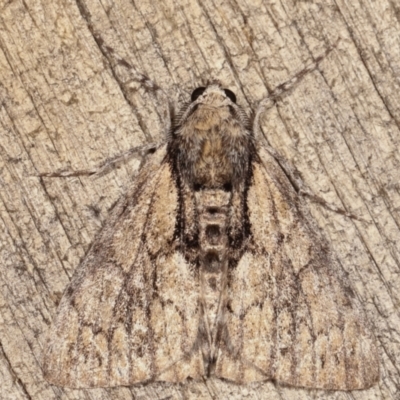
[0,0,399,399]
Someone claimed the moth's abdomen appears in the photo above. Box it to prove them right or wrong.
[195,189,230,368]
[197,189,230,265]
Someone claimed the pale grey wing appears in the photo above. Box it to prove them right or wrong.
[215,145,379,390]
[43,145,204,388]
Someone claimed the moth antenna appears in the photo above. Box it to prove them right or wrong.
[94,34,172,139]
[38,142,160,178]
[253,38,340,140]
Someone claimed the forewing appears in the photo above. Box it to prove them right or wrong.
[215,145,379,390]
[43,145,204,388]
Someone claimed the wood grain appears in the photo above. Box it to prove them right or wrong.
[0,0,399,398]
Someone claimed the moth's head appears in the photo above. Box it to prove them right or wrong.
[190,85,237,107]
[175,83,250,132]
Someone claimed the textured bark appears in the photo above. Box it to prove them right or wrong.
[0,0,399,399]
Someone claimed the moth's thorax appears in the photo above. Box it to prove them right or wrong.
[176,88,251,189]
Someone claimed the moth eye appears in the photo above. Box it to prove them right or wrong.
[224,89,236,103]
[191,87,206,102]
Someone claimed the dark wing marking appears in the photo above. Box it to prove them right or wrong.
[215,145,379,389]
[43,145,204,388]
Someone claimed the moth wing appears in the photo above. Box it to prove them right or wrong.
[43,145,204,388]
[215,145,379,390]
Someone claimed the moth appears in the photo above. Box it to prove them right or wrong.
[43,81,379,390]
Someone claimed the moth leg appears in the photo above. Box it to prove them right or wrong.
[38,38,168,179]
[253,40,363,221]
[253,39,339,140]
[298,186,366,221]
[261,143,365,221]
[38,142,160,178]
[95,36,172,139]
